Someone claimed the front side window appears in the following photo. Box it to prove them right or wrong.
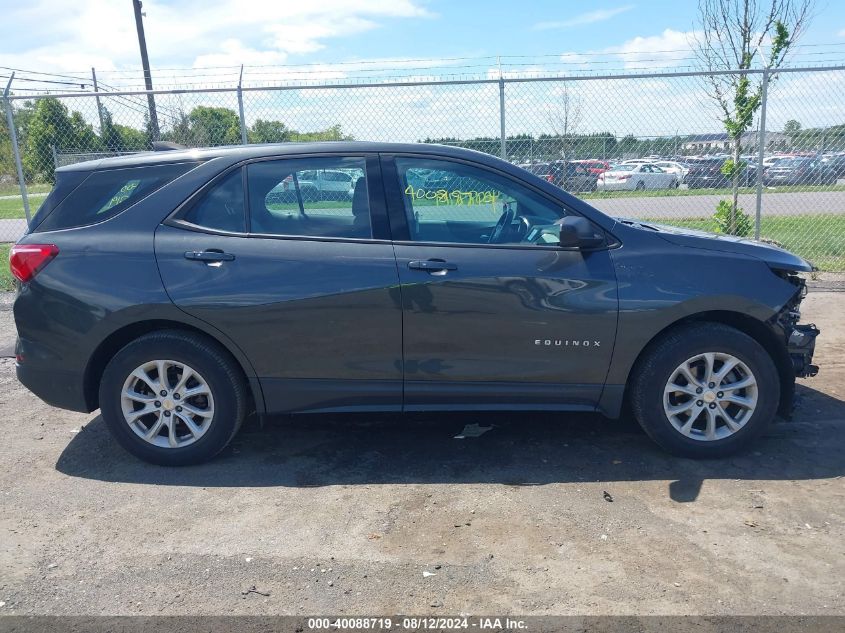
[395,157,573,246]
[247,157,370,239]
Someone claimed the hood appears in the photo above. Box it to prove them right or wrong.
[615,218,814,272]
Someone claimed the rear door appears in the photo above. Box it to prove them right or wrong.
[382,154,618,411]
[155,154,403,413]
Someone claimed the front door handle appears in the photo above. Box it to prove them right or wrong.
[184,249,235,262]
[408,259,457,272]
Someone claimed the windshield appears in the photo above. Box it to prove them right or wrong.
[613,165,637,172]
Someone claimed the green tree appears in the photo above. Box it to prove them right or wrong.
[162,110,191,146]
[187,106,241,146]
[100,107,150,151]
[22,98,76,182]
[783,119,802,148]
[784,119,801,137]
[289,124,351,142]
[0,114,14,182]
[696,0,813,234]
[100,108,123,151]
[248,119,291,143]
[69,111,101,152]
[115,124,150,150]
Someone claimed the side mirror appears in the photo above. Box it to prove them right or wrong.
[556,216,604,248]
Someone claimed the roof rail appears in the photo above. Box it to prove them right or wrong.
[152,141,187,152]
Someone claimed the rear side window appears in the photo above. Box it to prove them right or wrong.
[29,171,89,231]
[183,169,246,233]
[247,157,370,239]
[36,163,198,232]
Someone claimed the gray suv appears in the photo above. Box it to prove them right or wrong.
[11,142,819,465]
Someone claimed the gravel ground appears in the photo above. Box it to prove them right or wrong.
[0,291,842,616]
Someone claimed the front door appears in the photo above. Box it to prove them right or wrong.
[155,155,403,414]
[383,155,618,410]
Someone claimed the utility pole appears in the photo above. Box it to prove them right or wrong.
[91,67,104,133]
[133,0,159,140]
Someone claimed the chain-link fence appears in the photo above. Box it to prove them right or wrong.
[2,65,844,284]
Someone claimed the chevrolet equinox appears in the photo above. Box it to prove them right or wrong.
[10,142,820,465]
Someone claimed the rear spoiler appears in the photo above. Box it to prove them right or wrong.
[152,141,187,152]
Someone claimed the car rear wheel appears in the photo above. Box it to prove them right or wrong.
[635,181,646,191]
[99,330,247,466]
[630,323,779,458]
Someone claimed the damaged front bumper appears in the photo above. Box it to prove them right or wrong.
[787,323,820,378]
[774,269,820,381]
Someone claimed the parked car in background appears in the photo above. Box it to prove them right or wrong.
[268,168,360,202]
[820,154,845,181]
[764,155,794,168]
[596,163,679,191]
[571,159,611,176]
[651,160,690,182]
[763,157,838,186]
[519,161,597,192]
[684,157,752,188]
[11,141,819,465]
[555,161,598,192]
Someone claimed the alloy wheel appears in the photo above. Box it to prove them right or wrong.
[662,352,758,441]
[120,359,215,449]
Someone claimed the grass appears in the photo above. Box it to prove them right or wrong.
[0,183,51,197]
[641,214,845,272]
[0,243,14,292]
[0,198,35,220]
[582,183,845,200]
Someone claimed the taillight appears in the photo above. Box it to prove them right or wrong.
[546,174,553,183]
[9,244,59,283]
[619,174,631,180]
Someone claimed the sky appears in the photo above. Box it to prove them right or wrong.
[2,0,845,141]
[1,0,844,74]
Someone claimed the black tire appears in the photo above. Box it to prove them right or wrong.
[99,330,247,466]
[629,322,779,458]
[635,181,646,191]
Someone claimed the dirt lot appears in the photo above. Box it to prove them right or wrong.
[0,291,842,616]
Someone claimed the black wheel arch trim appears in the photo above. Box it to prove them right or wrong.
[604,304,794,420]
[82,304,266,415]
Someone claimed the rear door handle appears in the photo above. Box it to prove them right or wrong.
[408,259,457,272]
[184,249,235,262]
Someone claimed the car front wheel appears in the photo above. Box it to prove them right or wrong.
[630,323,779,458]
[99,330,247,466]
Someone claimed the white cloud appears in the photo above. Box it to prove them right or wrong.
[551,29,699,72]
[0,0,432,75]
[610,29,700,69]
[534,6,634,30]
[193,40,289,69]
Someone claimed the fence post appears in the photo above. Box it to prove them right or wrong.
[498,58,506,160]
[237,65,248,145]
[3,73,31,225]
[92,67,105,132]
[754,67,770,241]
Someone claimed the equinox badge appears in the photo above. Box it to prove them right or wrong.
[535,339,601,347]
